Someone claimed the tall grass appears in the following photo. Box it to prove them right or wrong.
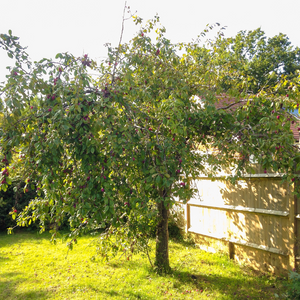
[0,231,287,299]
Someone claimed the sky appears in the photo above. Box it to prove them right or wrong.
[1,0,300,82]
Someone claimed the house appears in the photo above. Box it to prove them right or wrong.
[214,95,300,141]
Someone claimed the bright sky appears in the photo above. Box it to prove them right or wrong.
[1,0,300,82]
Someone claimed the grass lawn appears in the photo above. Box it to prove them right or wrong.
[0,231,288,299]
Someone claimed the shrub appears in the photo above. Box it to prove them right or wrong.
[284,270,300,299]
[0,178,37,231]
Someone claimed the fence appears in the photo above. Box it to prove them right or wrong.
[177,172,300,275]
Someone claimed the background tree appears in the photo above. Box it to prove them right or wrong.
[205,28,300,94]
[1,15,300,273]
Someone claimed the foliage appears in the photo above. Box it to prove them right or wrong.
[210,28,300,94]
[282,271,300,299]
[0,177,36,231]
[0,12,300,272]
[168,203,186,239]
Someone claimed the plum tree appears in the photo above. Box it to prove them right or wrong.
[1,15,300,273]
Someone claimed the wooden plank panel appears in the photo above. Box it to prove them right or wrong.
[183,173,295,275]
[234,244,289,274]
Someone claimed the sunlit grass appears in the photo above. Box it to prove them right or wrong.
[0,231,287,299]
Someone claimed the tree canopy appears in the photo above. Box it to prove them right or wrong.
[1,14,300,272]
[209,28,300,94]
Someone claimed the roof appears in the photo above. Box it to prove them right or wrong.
[215,96,300,142]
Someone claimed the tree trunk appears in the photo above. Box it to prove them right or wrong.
[155,199,170,273]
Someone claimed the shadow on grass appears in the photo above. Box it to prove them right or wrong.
[92,255,282,300]
[163,268,280,300]
[0,229,96,248]
[0,255,11,262]
[169,236,196,247]
[0,272,48,300]
[0,230,51,247]
[94,288,156,300]
[0,230,78,249]
[106,257,151,271]
[107,290,152,300]
[81,267,279,300]
[72,280,156,300]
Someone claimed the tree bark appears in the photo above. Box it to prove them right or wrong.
[155,198,170,273]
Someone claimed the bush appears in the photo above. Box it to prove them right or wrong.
[284,271,300,299]
[0,178,37,231]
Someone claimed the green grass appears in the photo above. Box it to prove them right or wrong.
[0,231,288,299]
